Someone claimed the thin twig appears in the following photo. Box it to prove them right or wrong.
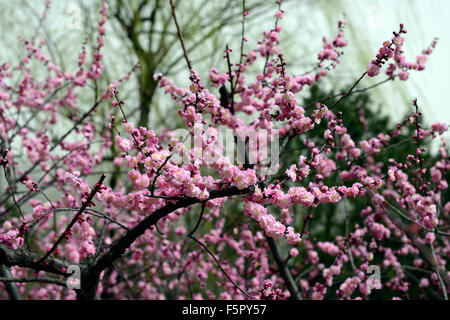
[430,242,448,300]
[225,43,235,114]
[187,201,206,237]
[36,174,107,265]
[328,72,367,110]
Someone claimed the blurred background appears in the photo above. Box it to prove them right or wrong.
[0,0,448,147]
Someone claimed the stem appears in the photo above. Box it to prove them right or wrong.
[169,0,192,71]
[265,235,302,300]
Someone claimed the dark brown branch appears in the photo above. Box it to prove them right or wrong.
[2,166,25,220]
[299,207,313,238]
[93,186,251,275]
[265,235,302,300]
[305,77,390,109]
[234,0,246,91]
[36,174,107,265]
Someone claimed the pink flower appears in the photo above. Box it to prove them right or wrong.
[367,62,381,77]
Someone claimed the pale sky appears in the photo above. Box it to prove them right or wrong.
[1,0,448,147]
[279,0,450,136]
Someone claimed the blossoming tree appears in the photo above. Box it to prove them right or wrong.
[0,0,448,300]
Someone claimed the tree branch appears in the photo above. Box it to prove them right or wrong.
[169,0,192,70]
[0,265,22,300]
[0,244,71,276]
[36,174,107,265]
